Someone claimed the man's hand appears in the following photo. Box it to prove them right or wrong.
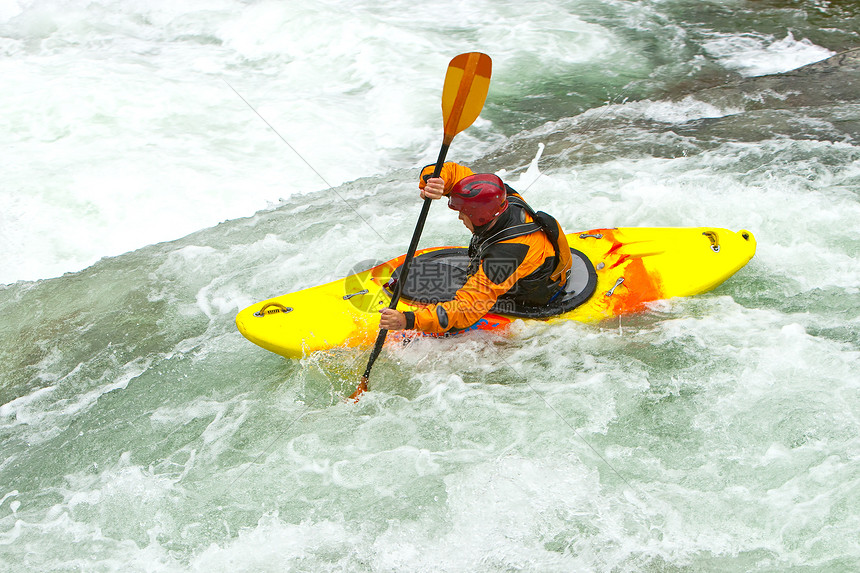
[379,308,407,330]
[420,177,445,200]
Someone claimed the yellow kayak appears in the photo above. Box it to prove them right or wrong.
[236,227,756,358]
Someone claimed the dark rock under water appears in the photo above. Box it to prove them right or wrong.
[674,47,860,144]
[690,47,859,109]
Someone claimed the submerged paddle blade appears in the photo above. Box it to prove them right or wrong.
[441,52,492,144]
[349,376,368,401]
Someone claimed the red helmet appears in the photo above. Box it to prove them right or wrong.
[448,174,508,227]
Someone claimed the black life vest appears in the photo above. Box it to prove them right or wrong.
[467,190,572,306]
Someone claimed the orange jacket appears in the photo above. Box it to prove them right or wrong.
[419,162,474,193]
[406,163,564,334]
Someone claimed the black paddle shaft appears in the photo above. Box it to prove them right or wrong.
[361,143,450,381]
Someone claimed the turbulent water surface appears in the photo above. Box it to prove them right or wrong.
[1,1,859,571]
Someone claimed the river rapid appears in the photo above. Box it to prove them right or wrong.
[1,1,859,571]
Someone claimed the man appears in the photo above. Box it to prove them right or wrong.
[380,162,572,334]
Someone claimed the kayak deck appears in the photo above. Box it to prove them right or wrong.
[386,246,599,319]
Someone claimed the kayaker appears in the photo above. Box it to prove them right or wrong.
[380,162,572,334]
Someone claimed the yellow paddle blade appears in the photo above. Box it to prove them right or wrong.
[441,52,492,144]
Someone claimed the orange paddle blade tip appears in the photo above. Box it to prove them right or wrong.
[441,52,492,142]
[348,376,369,402]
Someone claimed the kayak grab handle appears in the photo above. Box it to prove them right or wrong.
[254,302,293,317]
[579,233,603,239]
[343,289,369,300]
[605,277,624,297]
[702,231,720,253]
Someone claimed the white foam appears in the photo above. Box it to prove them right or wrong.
[703,32,834,77]
[0,0,23,21]
[599,96,739,123]
[0,0,636,284]
[370,456,605,570]
[0,357,150,448]
[0,490,18,508]
[190,513,355,571]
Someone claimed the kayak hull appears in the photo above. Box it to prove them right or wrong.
[236,227,756,358]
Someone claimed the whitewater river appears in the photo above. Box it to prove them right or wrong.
[1,1,858,571]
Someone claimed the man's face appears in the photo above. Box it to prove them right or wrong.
[458,210,474,233]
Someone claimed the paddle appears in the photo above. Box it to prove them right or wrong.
[349,52,492,400]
